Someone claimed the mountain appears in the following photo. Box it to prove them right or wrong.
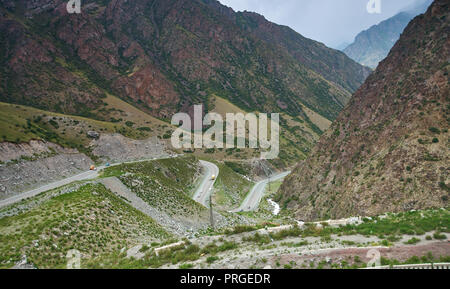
[335,42,351,51]
[344,0,432,68]
[278,0,449,221]
[0,0,370,124]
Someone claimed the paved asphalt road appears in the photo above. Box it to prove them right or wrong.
[192,160,219,207]
[231,171,291,213]
[0,155,179,209]
[0,170,100,208]
[1,155,285,214]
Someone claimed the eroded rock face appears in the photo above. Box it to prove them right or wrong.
[279,0,449,221]
[0,140,76,162]
[90,134,169,163]
[0,140,94,199]
[0,133,170,199]
[87,131,100,139]
[113,64,180,119]
[0,152,93,200]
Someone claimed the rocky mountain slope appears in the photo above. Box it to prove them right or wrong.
[278,0,449,221]
[0,101,170,198]
[344,0,432,68]
[0,0,370,123]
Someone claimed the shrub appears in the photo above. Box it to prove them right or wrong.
[433,232,447,240]
[429,127,441,134]
[138,127,152,132]
[381,240,391,246]
[406,256,421,264]
[225,225,259,235]
[139,245,150,253]
[184,245,200,254]
[404,237,421,245]
[439,182,449,192]
[243,233,271,245]
[225,162,249,175]
[206,256,219,264]
[386,235,402,242]
[49,119,59,129]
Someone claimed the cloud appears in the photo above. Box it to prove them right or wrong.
[218,0,430,48]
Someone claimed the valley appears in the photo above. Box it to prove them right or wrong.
[0,0,448,272]
[0,153,448,269]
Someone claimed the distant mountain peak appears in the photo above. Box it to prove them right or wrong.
[343,0,432,68]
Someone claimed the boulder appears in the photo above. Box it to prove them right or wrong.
[87,131,100,139]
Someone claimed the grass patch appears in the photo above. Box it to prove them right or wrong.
[0,183,170,269]
[102,156,206,217]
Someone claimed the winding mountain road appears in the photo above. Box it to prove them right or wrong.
[0,169,100,209]
[0,155,179,209]
[1,155,287,214]
[231,171,291,213]
[193,160,219,207]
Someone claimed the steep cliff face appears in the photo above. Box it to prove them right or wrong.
[0,0,370,122]
[344,1,432,69]
[278,0,449,221]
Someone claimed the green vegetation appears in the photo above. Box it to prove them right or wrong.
[212,161,253,209]
[439,182,449,192]
[241,209,449,244]
[224,223,278,235]
[0,102,149,162]
[429,127,441,134]
[323,253,450,269]
[379,254,450,268]
[179,263,194,269]
[102,156,206,217]
[224,161,251,176]
[206,256,219,264]
[243,233,272,245]
[0,184,170,269]
[404,237,421,245]
[433,232,447,240]
[84,239,238,269]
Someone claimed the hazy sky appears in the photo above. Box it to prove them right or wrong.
[218,0,431,48]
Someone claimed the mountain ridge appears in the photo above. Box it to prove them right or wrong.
[344,0,432,68]
[278,0,449,221]
[0,0,370,122]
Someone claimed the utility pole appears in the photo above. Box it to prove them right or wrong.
[209,194,214,229]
